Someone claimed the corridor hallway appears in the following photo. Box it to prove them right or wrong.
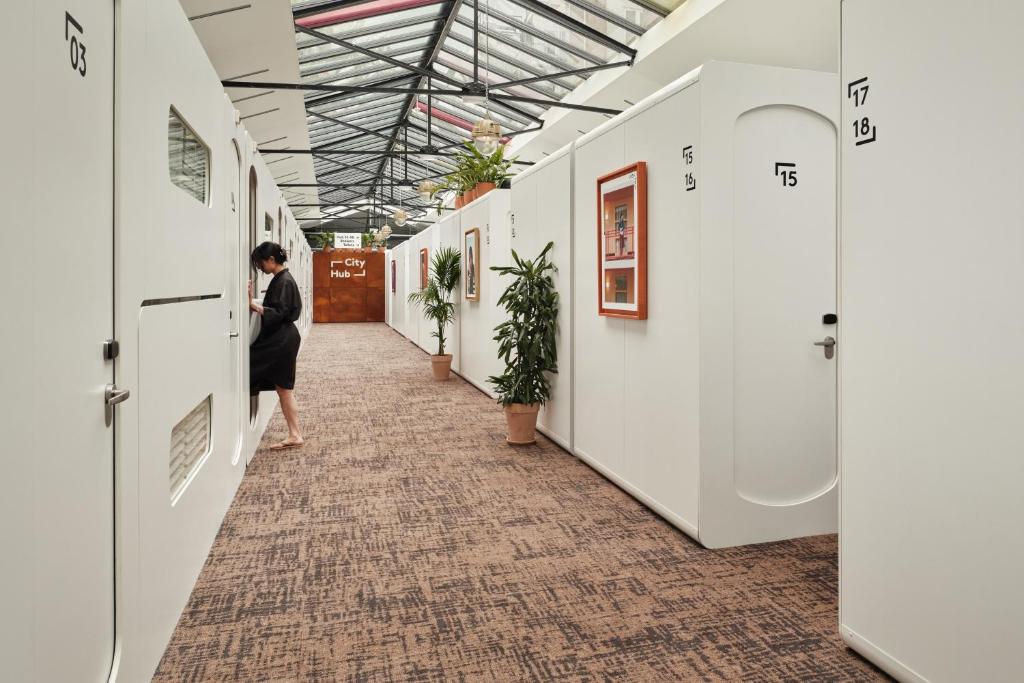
[155,324,882,682]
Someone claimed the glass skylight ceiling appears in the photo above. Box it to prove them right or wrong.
[288,0,673,226]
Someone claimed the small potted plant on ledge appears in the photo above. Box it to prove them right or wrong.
[434,142,516,211]
[408,246,461,380]
[488,242,559,445]
[469,142,513,200]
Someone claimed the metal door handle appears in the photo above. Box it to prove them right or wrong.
[229,332,240,338]
[814,336,836,359]
[104,384,131,427]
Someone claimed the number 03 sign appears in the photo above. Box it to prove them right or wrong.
[597,162,647,319]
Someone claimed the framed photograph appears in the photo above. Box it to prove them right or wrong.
[391,258,396,294]
[464,227,481,301]
[419,248,429,289]
[597,161,647,319]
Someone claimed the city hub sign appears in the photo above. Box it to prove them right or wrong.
[330,258,366,279]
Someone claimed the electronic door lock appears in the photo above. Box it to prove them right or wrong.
[822,313,838,325]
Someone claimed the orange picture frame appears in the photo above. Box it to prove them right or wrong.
[597,161,647,319]
[419,247,429,289]
[464,227,481,301]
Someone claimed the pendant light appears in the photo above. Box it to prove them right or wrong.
[417,180,439,198]
[469,0,501,156]
[471,117,501,155]
[392,208,408,227]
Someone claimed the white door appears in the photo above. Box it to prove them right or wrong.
[2,1,116,680]
[706,103,838,545]
[228,142,243,464]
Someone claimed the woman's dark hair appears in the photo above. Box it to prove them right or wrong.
[251,241,288,269]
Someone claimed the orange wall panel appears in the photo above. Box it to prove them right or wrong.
[313,248,385,322]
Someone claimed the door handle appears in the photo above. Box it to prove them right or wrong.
[104,384,131,427]
[229,332,240,338]
[814,336,836,360]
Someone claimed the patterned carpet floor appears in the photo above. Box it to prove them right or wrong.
[155,323,886,682]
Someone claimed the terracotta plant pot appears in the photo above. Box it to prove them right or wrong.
[466,186,478,203]
[476,182,495,199]
[504,403,540,445]
[431,354,453,381]
[454,194,465,209]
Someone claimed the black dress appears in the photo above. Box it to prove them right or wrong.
[250,269,302,395]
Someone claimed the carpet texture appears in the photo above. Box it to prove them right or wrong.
[155,323,885,682]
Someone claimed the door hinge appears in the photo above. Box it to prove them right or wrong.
[103,339,119,360]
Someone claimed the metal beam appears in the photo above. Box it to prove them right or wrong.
[368,0,464,198]
[300,36,438,79]
[623,0,670,17]
[222,79,462,96]
[308,110,394,145]
[490,94,622,116]
[452,10,584,76]
[563,0,647,36]
[442,33,576,96]
[295,24,463,87]
[274,147,534,166]
[298,13,439,61]
[462,1,600,66]
[490,61,632,90]
[305,73,418,110]
[504,0,637,59]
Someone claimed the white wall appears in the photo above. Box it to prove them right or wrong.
[572,76,703,539]
[453,191,512,398]
[3,2,117,680]
[62,1,313,680]
[510,148,574,450]
[839,2,1024,681]
[388,64,839,551]
[416,227,442,354]
[437,212,463,372]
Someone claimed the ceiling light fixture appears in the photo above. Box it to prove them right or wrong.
[471,117,501,155]
[417,180,439,198]
[469,0,502,156]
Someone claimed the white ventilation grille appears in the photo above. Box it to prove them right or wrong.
[169,395,212,499]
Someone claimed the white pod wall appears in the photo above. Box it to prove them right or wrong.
[840,1,1024,681]
[510,147,575,451]
[386,62,840,550]
[453,190,513,398]
[572,61,839,548]
[3,1,312,680]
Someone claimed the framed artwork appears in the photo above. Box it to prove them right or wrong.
[419,248,429,289]
[391,258,396,294]
[597,161,647,319]
[464,228,481,301]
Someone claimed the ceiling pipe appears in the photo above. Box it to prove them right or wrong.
[295,0,444,30]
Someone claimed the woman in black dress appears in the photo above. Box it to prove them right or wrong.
[249,242,304,449]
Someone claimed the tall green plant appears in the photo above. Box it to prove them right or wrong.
[487,242,559,406]
[408,246,461,356]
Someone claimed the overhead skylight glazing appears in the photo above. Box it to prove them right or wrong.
[286,0,674,226]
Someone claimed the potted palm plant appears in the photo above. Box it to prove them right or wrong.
[487,242,559,444]
[408,246,462,380]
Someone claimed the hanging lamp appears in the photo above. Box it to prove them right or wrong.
[417,179,439,198]
[468,0,501,155]
[471,117,501,155]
